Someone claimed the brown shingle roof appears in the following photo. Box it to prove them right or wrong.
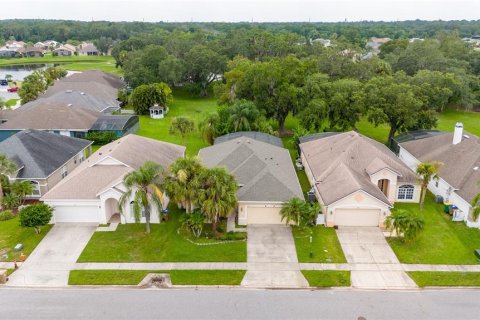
[300,131,417,206]
[400,132,480,202]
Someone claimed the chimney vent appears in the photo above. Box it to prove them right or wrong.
[453,122,463,145]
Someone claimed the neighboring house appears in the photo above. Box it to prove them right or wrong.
[77,42,99,56]
[42,134,185,224]
[396,123,480,227]
[0,130,92,199]
[34,42,46,50]
[17,46,44,57]
[311,38,332,47]
[366,37,391,54]
[299,131,420,228]
[198,132,304,225]
[53,44,76,56]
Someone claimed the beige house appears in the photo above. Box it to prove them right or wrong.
[42,135,185,224]
[199,132,304,225]
[0,130,92,199]
[300,131,420,227]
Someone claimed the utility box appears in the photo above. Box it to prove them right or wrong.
[13,244,23,252]
[475,249,480,260]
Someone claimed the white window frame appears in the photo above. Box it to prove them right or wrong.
[398,185,415,200]
[29,180,41,197]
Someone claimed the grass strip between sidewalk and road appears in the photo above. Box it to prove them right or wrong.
[68,270,246,286]
[301,270,351,287]
[407,271,480,287]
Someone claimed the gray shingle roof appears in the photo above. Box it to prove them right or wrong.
[34,90,120,113]
[199,135,304,202]
[214,132,283,147]
[59,70,125,89]
[400,131,480,202]
[0,129,92,179]
[300,131,417,206]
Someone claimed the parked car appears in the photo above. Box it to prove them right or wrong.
[0,79,8,86]
[7,87,18,92]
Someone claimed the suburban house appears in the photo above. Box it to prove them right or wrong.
[77,42,99,56]
[0,130,92,199]
[299,131,420,228]
[17,46,44,57]
[0,40,26,57]
[0,70,136,141]
[53,44,76,56]
[198,132,304,225]
[42,134,185,224]
[396,123,480,227]
[366,37,391,54]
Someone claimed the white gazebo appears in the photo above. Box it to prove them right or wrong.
[149,104,167,119]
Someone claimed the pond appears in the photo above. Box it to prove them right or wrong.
[0,63,64,81]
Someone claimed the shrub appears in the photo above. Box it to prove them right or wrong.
[0,210,14,221]
[385,209,425,242]
[85,131,118,145]
[19,203,53,234]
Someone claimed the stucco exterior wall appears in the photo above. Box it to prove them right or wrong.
[369,169,399,203]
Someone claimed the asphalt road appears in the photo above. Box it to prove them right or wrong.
[1,287,479,320]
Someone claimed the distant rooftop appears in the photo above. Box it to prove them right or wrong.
[214,132,283,148]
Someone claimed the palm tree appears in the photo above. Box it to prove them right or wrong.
[10,180,34,206]
[169,117,195,145]
[280,197,305,225]
[163,157,203,214]
[385,209,425,242]
[416,162,441,210]
[228,100,260,132]
[471,193,480,223]
[198,113,219,145]
[0,154,17,209]
[119,161,164,234]
[196,167,238,236]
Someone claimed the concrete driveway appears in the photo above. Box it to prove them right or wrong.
[336,227,417,289]
[7,224,96,287]
[241,225,308,288]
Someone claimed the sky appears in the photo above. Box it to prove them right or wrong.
[3,0,480,22]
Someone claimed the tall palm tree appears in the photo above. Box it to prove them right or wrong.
[416,162,441,210]
[196,167,238,235]
[471,193,480,223]
[229,100,260,132]
[0,154,17,209]
[163,157,203,214]
[119,161,164,234]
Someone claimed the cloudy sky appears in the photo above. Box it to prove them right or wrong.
[4,0,480,22]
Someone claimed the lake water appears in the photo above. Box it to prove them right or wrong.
[0,63,64,81]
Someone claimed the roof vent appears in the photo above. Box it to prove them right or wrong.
[67,103,73,107]
[66,90,73,93]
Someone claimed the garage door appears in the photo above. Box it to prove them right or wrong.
[334,208,380,227]
[246,206,284,224]
[53,205,100,223]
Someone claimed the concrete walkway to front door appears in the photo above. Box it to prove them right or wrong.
[241,225,308,288]
[6,224,96,287]
[336,227,417,289]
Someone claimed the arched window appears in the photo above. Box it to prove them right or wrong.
[398,185,415,200]
[29,181,40,196]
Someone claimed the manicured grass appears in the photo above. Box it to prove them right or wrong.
[5,99,18,107]
[78,209,246,262]
[387,193,480,264]
[68,270,246,286]
[282,137,311,195]
[60,61,122,75]
[293,226,347,263]
[136,89,218,156]
[0,216,52,262]
[301,270,351,287]
[408,271,480,287]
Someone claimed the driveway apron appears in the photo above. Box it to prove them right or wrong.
[7,223,96,287]
[336,227,417,289]
[241,225,308,288]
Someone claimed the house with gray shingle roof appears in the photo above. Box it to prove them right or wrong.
[300,131,420,227]
[42,134,185,224]
[0,130,92,199]
[198,132,303,225]
[397,123,480,227]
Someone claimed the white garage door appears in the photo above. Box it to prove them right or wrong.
[334,208,380,227]
[54,205,100,223]
[246,206,284,224]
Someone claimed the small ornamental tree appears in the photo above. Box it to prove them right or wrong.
[385,209,425,242]
[19,203,53,234]
[280,198,319,230]
[169,117,195,145]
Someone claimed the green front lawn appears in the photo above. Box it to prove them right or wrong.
[293,226,346,263]
[387,193,480,264]
[301,270,351,287]
[408,271,480,287]
[5,99,18,107]
[69,269,246,286]
[136,89,218,156]
[78,209,246,262]
[0,217,52,262]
